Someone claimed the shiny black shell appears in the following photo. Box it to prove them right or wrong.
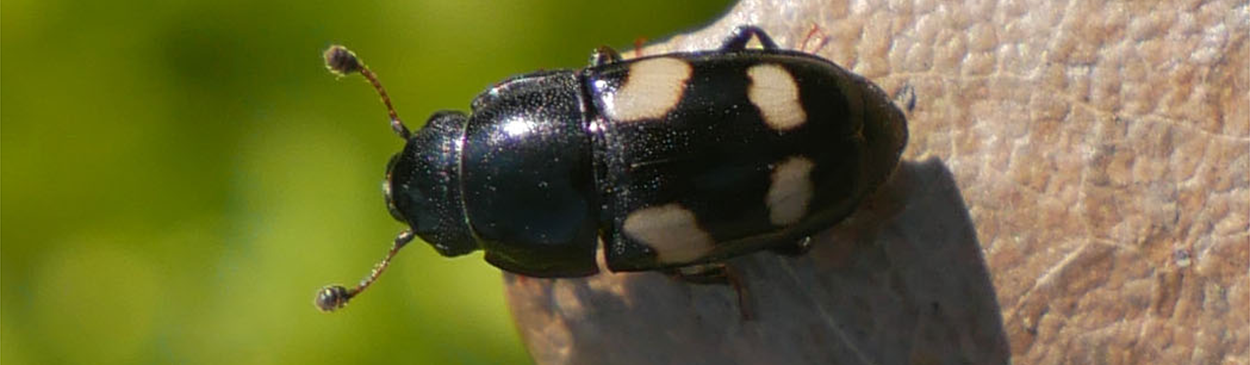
[385,26,908,277]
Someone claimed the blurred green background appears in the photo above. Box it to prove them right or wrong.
[0,1,732,364]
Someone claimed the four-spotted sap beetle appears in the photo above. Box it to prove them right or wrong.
[315,26,908,312]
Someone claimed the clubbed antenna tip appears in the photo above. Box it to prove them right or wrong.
[313,230,416,313]
[320,44,412,139]
[324,45,363,76]
[314,285,352,312]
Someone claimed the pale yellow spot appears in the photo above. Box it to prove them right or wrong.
[747,64,806,131]
[603,58,692,122]
[766,156,816,225]
[622,203,714,263]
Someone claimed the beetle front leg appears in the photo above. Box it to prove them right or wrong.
[588,45,623,67]
[721,25,780,51]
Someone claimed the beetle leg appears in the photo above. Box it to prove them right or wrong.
[667,263,754,320]
[770,236,814,257]
[798,23,830,53]
[894,83,917,113]
[722,25,780,51]
[588,45,623,67]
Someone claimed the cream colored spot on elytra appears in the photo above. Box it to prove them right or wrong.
[622,203,714,264]
[603,57,692,122]
[747,64,806,131]
[766,156,816,225]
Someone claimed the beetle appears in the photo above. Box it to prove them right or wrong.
[315,26,908,312]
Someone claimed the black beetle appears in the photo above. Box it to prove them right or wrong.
[315,26,907,312]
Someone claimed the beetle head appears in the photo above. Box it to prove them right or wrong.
[384,111,477,256]
[315,46,477,313]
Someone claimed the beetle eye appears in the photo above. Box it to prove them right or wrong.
[385,200,404,222]
[383,181,405,222]
[383,154,406,223]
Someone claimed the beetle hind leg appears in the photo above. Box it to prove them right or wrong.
[722,25,780,51]
[666,263,754,320]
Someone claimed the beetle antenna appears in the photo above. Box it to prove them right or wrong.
[323,45,412,140]
[315,230,416,312]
